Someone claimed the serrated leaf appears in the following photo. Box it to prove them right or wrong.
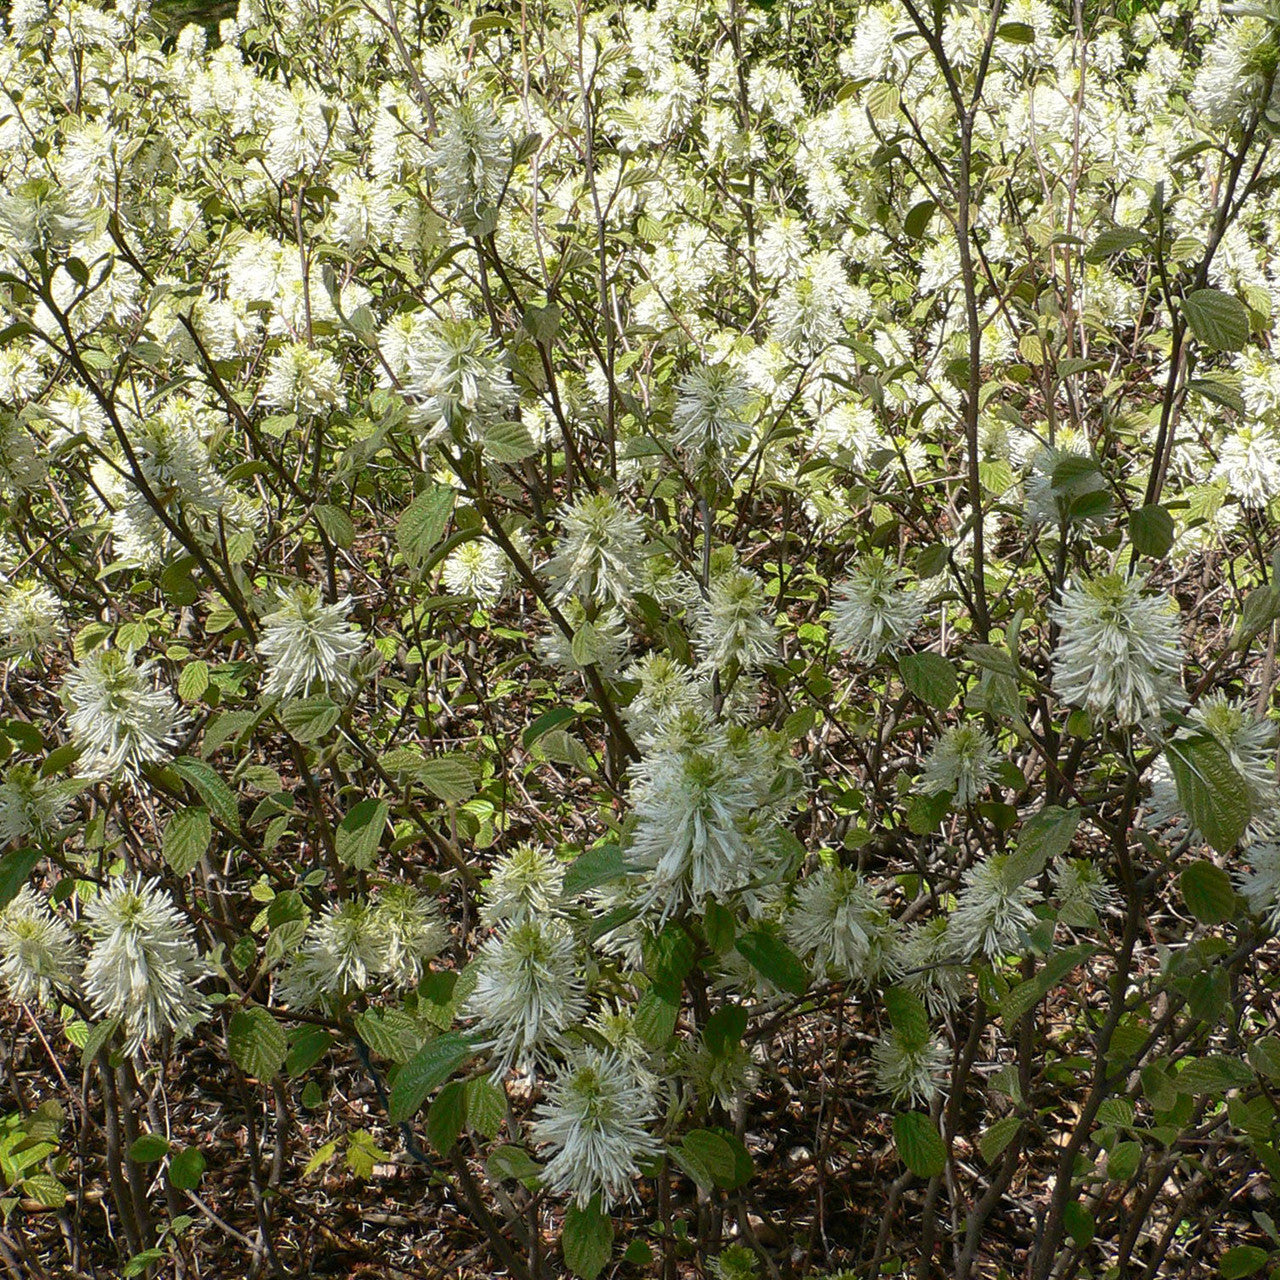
[1182,288,1251,353]
[734,929,809,996]
[883,986,930,1050]
[287,1026,333,1078]
[633,988,680,1048]
[167,1147,206,1192]
[336,798,388,869]
[483,420,539,463]
[1106,1140,1141,1181]
[163,807,211,876]
[177,661,209,703]
[898,652,959,711]
[280,696,341,742]
[1005,805,1081,885]
[978,1116,1022,1164]
[1248,1037,1280,1081]
[487,1144,541,1185]
[563,844,630,898]
[893,1111,946,1177]
[313,503,355,549]
[1220,1247,1270,1279]
[227,1007,287,1080]
[128,1134,170,1163]
[427,1080,468,1155]
[0,847,40,911]
[22,1173,66,1208]
[563,1196,613,1280]
[1063,1201,1095,1247]
[397,487,455,569]
[703,1004,748,1057]
[416,756,479,803]
[1188,377,1246,415]
[466,1076,505,1139]
[1085,228,1145,263]
[1167,737,1251,854]
[303,1139,338,1176]
[1179,860,1238,924]
[171,757,240,834]
[1130,504,1175,559]
[1174,1055,1253,1095]
[387,1033,474,1123]
[904,199,935,240]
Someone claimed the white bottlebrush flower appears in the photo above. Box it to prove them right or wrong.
[623,653,702,738]
[545,493,644,607]
[1049,573,1184,729]
[1211,425,1280,507]
[1190,17,1280,129]
[693,566,776,674]
[681,1036,758,1111]
[278,900,390,1008]
[442,538,511,605]
[536,602,631,678]
[897,918,969,1016]
[628,728,764,921]
[786,865,890,983]
[263,81,331,180]
[402,317,515,435]
[83,875,211,1050]
[1239,842,1280,932]
[63,649,186,779]
[918,724,1001,806]
[1051,857,1120,928]
[871,1029,949,1106]
[426,101,510,225]
[670,363,754,464]
[467,917,587,1074]
[0,414,47,494]
[257,585,365,702]
[480,843,566,927]
[829,555,925,661]
[0,765,71,846]
[0,578,65,655]
[260,342,343,417]
[1189,693,1280,831]
[530,1048,660,1208]
[0,887,79,1008]
[375,886,447,989]
[948,855,1042,960]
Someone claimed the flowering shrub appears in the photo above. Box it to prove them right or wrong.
[2,0,1280,1275]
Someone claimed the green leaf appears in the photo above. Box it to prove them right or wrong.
[227,1007,287,1081]
[416,755,479,803]
[281,696,342,742]
[21,1173,66,1208]
[1063,1201,1095,1248]
[123,1249,165,1276]
[1167,736,1251,854]
[128,1134,170,1163]
[1174,1055,1253,1095]
[1182,288,1251,352]
[678,1129,752,1188]
[483,420,539,464]
[397,487,455,569]
[1130,504,1175,559]
[177,660,210,703]
[487,1144,542,1186]
[634,988,680,1048]
[1220,1247,1270,1279]
[1179,860,1239,925]
[1085,228,1145,262]
[335,798,389,869]
[996,20,1035,41]
[563,844,630,897]
[898,652,959,711]
[465,1076,505,1139]
[167,1147,206,1192]
[1188,377,1246,415]
[286,1026,333,1078]
[999,944,1096,1024]
[313,503,355,548]
[1106,1140,1141,1181]
[893,1111,946,1178]
[978,1116,1022,1164]
[1248,1037,1280,1081]
[426,1080,468,1155]
[906,790,951,834]
[522,707,577,748]
[387,1033,474,1123]
[1005,805,1081,885]
[734,929,809,996]
[703,1004,748,1057]
[162,807,211,876]
[883,987,930,1051]
[563,1196,614,1280]
[171,757,241,834]
[0,847,40,910]
[903,199,936,240]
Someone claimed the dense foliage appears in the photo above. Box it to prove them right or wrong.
[1,0,1280,1275]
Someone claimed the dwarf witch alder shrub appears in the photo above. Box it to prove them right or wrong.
[2,0,1280,1275]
